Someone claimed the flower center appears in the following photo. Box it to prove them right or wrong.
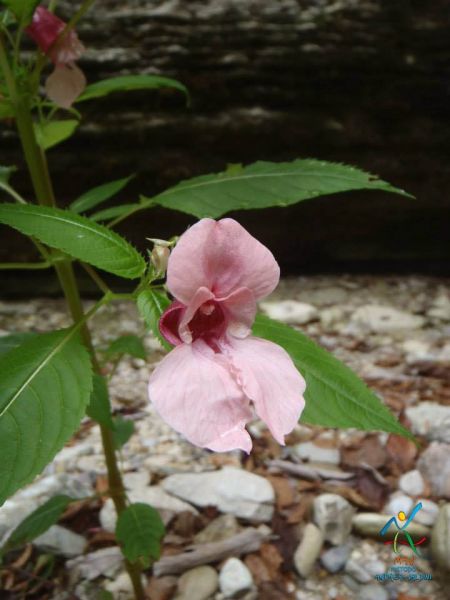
[189,301,226,342]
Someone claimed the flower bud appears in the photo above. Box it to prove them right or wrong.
[151,245,170,276]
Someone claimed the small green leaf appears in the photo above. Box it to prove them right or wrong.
[0,204,146,279]
[112,416,134,450]
[1,495,73,555]
[34,120,79,150]
[3,0,40,24]
[137,289,172,351]
[0,332,35,356]
[0,165,21,202]
[70,176,135,214]
[0,330,93,506]
[116,503,165,566]
[105,335,146,360]
[141,159,412,219]
[77,75,188,103]
[90,203,142,222]
[87,374,113,429]
[252,314,412,438]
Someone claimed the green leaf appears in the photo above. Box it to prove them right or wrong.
[142,159,412,219]
[0,332,36,356]
[34,120,79,151]
[116,503,165,567]
[70,176,135,214]
[1,495,73,555]
[87,374,113,429]
[0,204,146,279]
[3,0,39,24]
[77,75,188,103]
[105,335,146,360]
[137,289,172,351]
[252,314,412,438]
[112,416,134,450]
[0,330,93,506]
[90,203,141,222]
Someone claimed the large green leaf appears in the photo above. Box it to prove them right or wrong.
[70,176,134,214]
[0,332,35,356]
[116,503,165,567]
[252,314,412,438]
[86,374,113,429]
[0,495,73,556]
[34,120,79,150]
[137,289,172,351]
[0,204,146,279]
[142,159,411,219]
[77,75,188,102]
[90,203,142,222]
[3,0,39,24]
[105,335,146,360]
[0,330,92,506]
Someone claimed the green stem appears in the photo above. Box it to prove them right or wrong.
[0,37,146,600]
[0,261,51,270]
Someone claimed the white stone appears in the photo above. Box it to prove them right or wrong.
[405,402,450,443]
[384,492,414,517]
[313,494,354,545]
[431,503,450,570]
[294,441,340,465]
[219,557,254,597]
[414,499,439,526]
[34,525,85,558]
[428,292,450,321]
[123,471,151,491]
[293,523,323,578]
[351,305,425,333]
[398,470,425,496]
[161,467,274,522]
[352,513,429,539]
[402,340,434,362]
[105,571,146,597]
[320,307,345,330]
[418,442,450,498]
[100,485,198,532]
[67,547,123,581]
[175,565,219,600]
[260,300,318,324]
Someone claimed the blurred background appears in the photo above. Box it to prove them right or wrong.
[1,0,450,296]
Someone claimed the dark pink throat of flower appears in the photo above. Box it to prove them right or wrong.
[159,300,226,347]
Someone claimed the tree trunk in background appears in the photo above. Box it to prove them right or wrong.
[2,0,449,288]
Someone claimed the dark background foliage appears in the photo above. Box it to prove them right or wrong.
[2,0,449,294]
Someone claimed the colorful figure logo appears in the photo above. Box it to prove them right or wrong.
[380,502,426,555]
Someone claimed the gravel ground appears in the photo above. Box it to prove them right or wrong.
[0,275,449,600]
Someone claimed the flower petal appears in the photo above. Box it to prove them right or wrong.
[224,336,306,444]
[148,340,253,452]
[221,287,256,339]
[167,218,280,304]
[45,64,86,109]
[178,287,215,343]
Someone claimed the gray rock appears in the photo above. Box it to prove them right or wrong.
[219,557,254,597]
[194,514,241,544]
[345,546,385,584]
[260,300,318,324]
[320,306,346,330]
[414,499,439,526]
[162,467,274,522]
[320,544,351,573]
[175,566,219,600]
[105,571,146,597]
[428,292,450,321]
[67,547,123,581]
[293,441,340,465]
[405,402,450,443]
[313,494,354,545]
[417,442,450,498]
[357,583,389,600]
[351,305,425,333]
[431,503,450,570]
[352,513,429,539]
[345,558,372,583]
[398,469,425,496]
[293,523,324,578]
[34,525,85,558]
[383,492,413,517]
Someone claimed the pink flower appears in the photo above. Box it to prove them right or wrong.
[26,6,86,108]
[148,218,306,453]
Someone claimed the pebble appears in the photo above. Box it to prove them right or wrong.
[351,305,425,333]
[293,523,324,578]
[175,566,219,600]
[260,300,318,324]
[320,543,351,573]
[383,492,414,517]
[345,545,385,584]
[66,547,123,581]
[428,291,450,321]
[431,503,450,570]
[405,402,450,443]
[398,469,425,496]
[194,514,240,544]
[105,571,146,597]
[162,467,274,522]
[417,442,450,498]
[293,441,340,465]
[319,306,346,330]
[358,583,389,600]
[313,494,354,545]
[34,525,85,558]
[352,513,429,539]
[414,499,439,526]
[219,557,254,597]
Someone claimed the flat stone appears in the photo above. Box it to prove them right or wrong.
[414,499,439,526]
[293,523,324,578]
[398,469,425,496]
[352,513,429,539]
[358,583,389,600]
[320,544,351,573]
[219,557,254,597]
[34,525,85,558]
[405,402,450,443]
[162,467,274,522]
[175,566,219,600]
[351,305,425,333]
[66,547,123,581]
[194,514,241,544]
[260,300,318,324]
[431,503,450,570]
[293,442,340,465]
[417,442,450,498]
[313,494,354,545]
[383,492,414,517]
